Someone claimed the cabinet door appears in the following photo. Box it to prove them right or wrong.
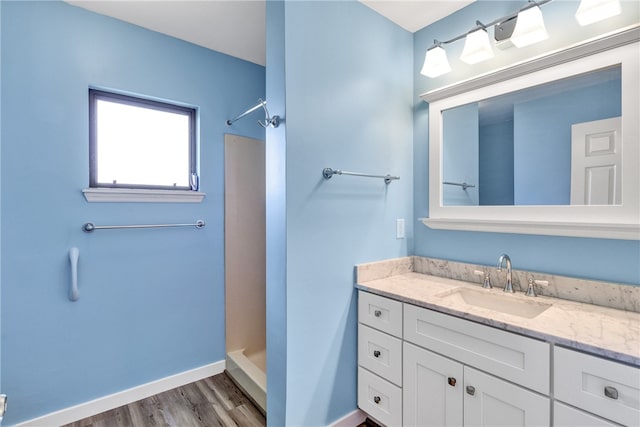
[463,367,550,427]
[403,342,463,427]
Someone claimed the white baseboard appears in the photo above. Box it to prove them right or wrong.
[16,360,225,427]
[329,409,367,427]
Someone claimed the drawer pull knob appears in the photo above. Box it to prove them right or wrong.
[604,386,619,400]
[373,350,381,358]
[466,385,475,396]
[374,310,382,318]
[373,396,381,404]
[448,377,456,387]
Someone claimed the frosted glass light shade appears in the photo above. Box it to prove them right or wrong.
[575,0,621,26]
[420,46,451,78]
[460,28,494,64]
[511,6,549,48]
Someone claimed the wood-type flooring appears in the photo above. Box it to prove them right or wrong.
[63,372,265,427]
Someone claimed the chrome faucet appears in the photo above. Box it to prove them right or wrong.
[496,254,514,293]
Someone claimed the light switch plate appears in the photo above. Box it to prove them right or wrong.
[396,219,405,239]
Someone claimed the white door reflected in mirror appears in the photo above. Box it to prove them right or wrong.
[571,117,622,205]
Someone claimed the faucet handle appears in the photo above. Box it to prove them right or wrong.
[474,270,492,289]
[525,278,549,297]
[525,278,536,297]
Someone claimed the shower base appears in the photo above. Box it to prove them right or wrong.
[226,349,266,414]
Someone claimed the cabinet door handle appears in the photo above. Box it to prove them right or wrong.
[374,310,382,317]
[466,385,476,396]
[448,377,456,387]
[604,386,619,400]
[373,350,381,358]
[373,396,381,404]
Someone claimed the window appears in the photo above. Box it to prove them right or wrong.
[89,89,197,191]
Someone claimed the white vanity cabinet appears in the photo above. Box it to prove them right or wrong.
[357,290,640,427]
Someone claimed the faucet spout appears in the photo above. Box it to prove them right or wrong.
[497,254,514,293]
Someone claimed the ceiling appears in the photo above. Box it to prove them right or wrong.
[66,1,475,66]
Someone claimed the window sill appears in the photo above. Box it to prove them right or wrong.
[82,188,206,203]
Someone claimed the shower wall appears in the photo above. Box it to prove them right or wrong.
[224,134,266,367]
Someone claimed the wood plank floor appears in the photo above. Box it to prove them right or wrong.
[63,373,266,427]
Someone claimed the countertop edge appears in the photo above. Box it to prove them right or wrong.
[356,283,640,367]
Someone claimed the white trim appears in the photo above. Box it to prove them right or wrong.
[82,188,206,203]
[16,360,225,427]
[421,218,640,240]
[329,409,368,427]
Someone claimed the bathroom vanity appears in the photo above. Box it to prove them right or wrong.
[355,257,640,427]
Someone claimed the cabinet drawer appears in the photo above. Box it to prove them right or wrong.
[358,366,402,427]
[359,291,402,337]
[554,346,640,426]
[358,324,402,386]
[404,304,550,394]
[554,402,619,427]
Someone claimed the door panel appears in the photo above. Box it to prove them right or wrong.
[463,367,550,427]
[403,342,463,427]
[571,117,622,205]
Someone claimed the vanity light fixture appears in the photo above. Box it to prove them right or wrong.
[420,0,555,79]
[575,0,621,26]
[510,3,549,48]
[420,43,451,78]
[460,22,495,64]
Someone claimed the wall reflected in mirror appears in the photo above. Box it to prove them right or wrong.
[442,65,622,206]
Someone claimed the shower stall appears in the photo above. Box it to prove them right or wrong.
[224,133,266,413]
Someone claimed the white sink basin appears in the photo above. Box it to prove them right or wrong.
[436,287,552,319]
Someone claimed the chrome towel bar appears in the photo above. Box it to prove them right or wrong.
[443,181,475,190]
[83,220,205,233]
[322,167,400,184]
[226,98,280,128]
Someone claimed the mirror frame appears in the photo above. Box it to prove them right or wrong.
[421,27,640,240]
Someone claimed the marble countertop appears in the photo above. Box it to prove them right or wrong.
[356,271,640,366]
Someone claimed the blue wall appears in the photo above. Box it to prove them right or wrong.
[414,0,640,285]
[514,78,621,205]
[443,103,479,205]
[0,1,265,423]
[266,1,413,424]
[479,119,514,205]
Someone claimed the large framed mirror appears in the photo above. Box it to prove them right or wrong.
[421,28,639,240]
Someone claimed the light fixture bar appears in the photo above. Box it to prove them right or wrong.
[422,0,553,52]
